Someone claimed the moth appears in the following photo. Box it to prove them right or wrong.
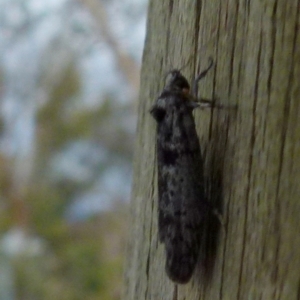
[150,58,214,284]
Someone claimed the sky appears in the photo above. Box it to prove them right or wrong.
[0,0,147,216]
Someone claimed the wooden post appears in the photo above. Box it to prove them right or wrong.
[123,1,300,299]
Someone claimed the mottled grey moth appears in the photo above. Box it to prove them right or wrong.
[150,58,214,284]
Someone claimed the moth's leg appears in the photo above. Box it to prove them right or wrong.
[197,98,237,110]
[213,209,226,235]
[197,98,214,109]
[198,98,226,109]
[192,57,214,97]
[192,58,237,110]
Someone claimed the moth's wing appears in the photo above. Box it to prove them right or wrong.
[162,154,210,283]
[153,92,211,283]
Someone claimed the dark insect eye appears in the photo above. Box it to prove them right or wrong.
[150,106,166,122]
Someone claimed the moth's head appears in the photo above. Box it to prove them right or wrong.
[150,69,195,123]
[165,70,190,94]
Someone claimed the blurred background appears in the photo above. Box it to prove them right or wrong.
[0,0,147,299]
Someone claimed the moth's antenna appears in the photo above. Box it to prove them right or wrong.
[162,28,219,76]
[161,33,217,85]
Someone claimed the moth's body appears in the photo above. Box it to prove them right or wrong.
[150,62,213,284]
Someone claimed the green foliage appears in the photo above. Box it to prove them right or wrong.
[1,58,132,299]
[0,156,14,232]
[37,61,81,156]
[26,184,69,242]
[12,209,128,300]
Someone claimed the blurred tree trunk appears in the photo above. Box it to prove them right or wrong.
[124,0,300,299]
[80,0,140,93]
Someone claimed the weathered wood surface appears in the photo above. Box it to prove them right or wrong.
[123,1,300,299]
